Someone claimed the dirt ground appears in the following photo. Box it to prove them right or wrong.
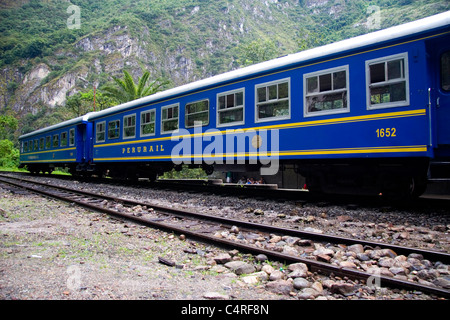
[0,187,285,303]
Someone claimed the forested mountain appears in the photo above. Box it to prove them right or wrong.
[0,0,449,137]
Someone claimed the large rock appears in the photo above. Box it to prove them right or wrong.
[293,277,310,290]
[213,253,232,264]
[331,283,356,296]
[224,261,255,275]
[265,280,294,295]
[347,244,364,254]
[298,288,320,300]
[287,262,308,278]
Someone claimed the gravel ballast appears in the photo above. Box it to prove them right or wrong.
[1,176,449,303]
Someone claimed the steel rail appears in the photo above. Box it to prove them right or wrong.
[2,174,448,264]
[1,175,449,298]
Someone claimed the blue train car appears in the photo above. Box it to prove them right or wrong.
[19,11,450,196]
[19,114,93,174]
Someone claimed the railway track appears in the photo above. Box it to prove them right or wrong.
[0,173,449,299]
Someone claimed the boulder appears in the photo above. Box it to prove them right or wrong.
[265,280,294,295]
[224,261,255,275]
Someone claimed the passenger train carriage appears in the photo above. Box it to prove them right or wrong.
[19,114,93,174]
[19,11,450,197]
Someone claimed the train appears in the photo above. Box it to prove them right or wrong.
[19,11,450,197]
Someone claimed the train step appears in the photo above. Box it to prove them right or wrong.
[428,161,450,180]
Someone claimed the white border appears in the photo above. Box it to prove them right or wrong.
[123,113,137,140]
[107,119,121,140]
[303,65,350,118]
[255,77,291,123]
[185,99,210,128]
[366,52,410,110]
[140,109,156,137]
[216,88,245,128]
[161,103,180,135]
[96,121,106,143]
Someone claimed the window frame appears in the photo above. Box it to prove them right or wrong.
[69,128,75,146]
[441,51,450,92]
[366,52,409,110]
[161,103,179,135]
[108,119,121,140]
[52,134,59,148]
[255,78,291,123]
[61,131,68,147]
[303,65,350,118]
[39,137,45,150]
[217,88,245,128]
[185,99,210,128]
[96,121,106,143]
[123,114,136,140]
[140,109,156,137]
[45,136,51,149]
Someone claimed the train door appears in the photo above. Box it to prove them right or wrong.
[76,122,93,164]
[76,124,86,163]
[433,47,450,148]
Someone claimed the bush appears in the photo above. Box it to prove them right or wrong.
[0,139,19,168]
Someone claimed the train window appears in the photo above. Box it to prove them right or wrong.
[39,137,45,150]
[441,51,450,92]
[123,114,136,139]
[61,132,68,147]
[96,122,106,143]
[255,78,290,122]
[34,139,38,151]
[304,66,349,117]
[23,141,27,153]
[161,104,179,134]
[185,99,209,128]
[217,88,245,127]
[29,141,33,152]
[45,136,51,149]
[366,53,409,109]
[108,120,120,140]
[53,134,59,148]
[141,110,156,137]
[69,129,75,146]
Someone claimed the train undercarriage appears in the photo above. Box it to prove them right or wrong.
[25,156,446,198]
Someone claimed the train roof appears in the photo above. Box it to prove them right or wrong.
[19,113,94,140]
[20,10,450,136]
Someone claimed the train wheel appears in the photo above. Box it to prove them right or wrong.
[406,175,427,198]
[382,175,427,199]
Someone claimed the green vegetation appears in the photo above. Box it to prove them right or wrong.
[1,0,447,68]
[102,70,169,105]
[0,115,19,168]
[160,165,208,180]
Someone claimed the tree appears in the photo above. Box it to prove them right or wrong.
[296,28,326,52]
[0,115,18,140]
[0,139,19,168]
[102,70,169,104]
[236,40,279,67]
[66,89,114,117]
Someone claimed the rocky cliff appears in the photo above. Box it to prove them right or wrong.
[1,0,448,121]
